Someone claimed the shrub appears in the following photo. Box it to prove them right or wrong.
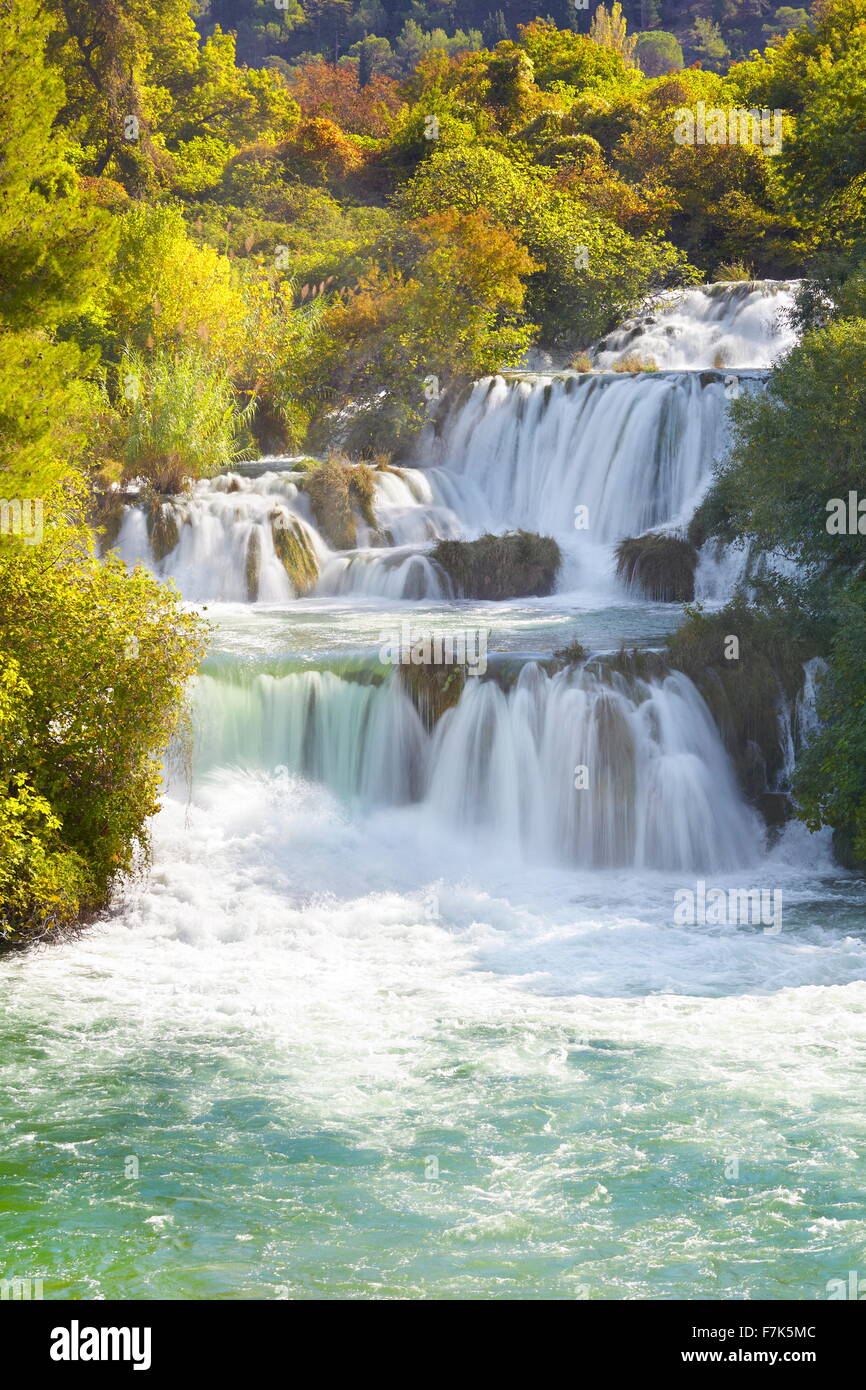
[120,347,254,493]
[616,531,698,601]
[794,580,866,866]
[0,506,206,947]
[431,531,561,599]
[0,655,90,946]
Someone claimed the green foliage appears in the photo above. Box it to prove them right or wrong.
[105,203,247,364]
[795,581,866,864]
[715,319,866,572]
[298,207,537,452]
[0,334,100,499]
[518,19,641,91]
[120,347,255,492]
[0,508,206,946]
[47,0,299,196]
[668,597,815,803]
[0,0,115,332]
[397,143,689,343]
[0,654,90,946]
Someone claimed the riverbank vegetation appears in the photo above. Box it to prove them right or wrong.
[2,0,865,942]
[674,2,866,862]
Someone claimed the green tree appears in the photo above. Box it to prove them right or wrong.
[634,30,683,76]
[689,17,730,72]
[795,582,866,865]
[716,318,866,573]
[0,0,115,496]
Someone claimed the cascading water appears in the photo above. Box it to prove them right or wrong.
[593,279,798,369]
[424,369,749,538]
[190,661,760,872]
[12,282,865,1301]
[107,281,797,605]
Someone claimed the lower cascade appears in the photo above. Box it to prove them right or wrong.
[190,660,760,872]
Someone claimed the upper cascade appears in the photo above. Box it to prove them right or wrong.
[104,280,796,603]
[423,368,752,542]
[593,280,798,370]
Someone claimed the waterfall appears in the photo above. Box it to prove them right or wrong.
[107,283,797,605]
[424,369,752,539]
[593,280,798,369]
[190,660,761,872]
[109,465,460,602]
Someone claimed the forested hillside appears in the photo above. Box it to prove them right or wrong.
[199,1,813,74]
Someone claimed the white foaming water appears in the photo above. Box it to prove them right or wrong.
[594,280,798,369]
[192,661,761,873]
[316,548,451,601]
[113,472,326,603]
[111,465,460,603]
[424,370,741,540]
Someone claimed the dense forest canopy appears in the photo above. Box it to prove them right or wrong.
[197,0,814,73]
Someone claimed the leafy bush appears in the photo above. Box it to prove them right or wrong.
[795,580,866,865]
[120,347,255,493]
[431,531,561,599]
[716,318,866,572]
[0,507,206,947]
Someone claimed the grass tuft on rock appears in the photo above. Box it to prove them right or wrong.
[431,531,561,600]
[616,531,698,602]
[271,511,319,596]
[302,454,377,550]
[611,353,658,373]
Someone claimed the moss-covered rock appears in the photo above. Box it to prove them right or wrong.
[146,501,180,564]
[301,455,378,550]
[398,662,468,730]
[616,531,698,602]
[271,511,319,596]
[431,531,561,600]
[245,528,261,602]
[666,598,816,803]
